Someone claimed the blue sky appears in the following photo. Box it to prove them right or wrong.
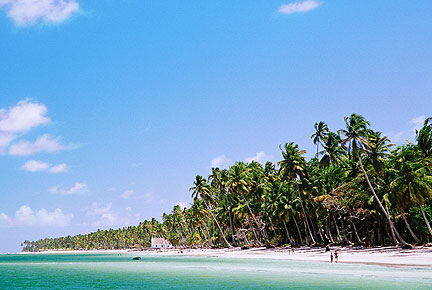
[0,0,431,252]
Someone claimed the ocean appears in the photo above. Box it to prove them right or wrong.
[0,253,431,289]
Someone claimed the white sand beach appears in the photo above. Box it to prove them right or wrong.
[28,246,432,268]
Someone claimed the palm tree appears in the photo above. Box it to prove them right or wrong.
[311,121,329,159]
[391,146,432,237]
[190,175,232,248]
[278,142,316,244]
[366,131,393,175]
[416,120,432,164]
[209,168,237,245]
[227,163,269,246]
[339,113,406,246]
[190,198,213,246]
[320,132,346,168]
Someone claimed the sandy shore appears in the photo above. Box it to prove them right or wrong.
[22,246,432,268]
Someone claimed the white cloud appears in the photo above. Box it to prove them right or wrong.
[0,99,50,133]
[0,133,15,154]
[409,115,426,132]
[21,160,67,173]
[386,115,426,143]
[0,0,79,26]
[0,100,50,153]
[211,154,231,168]
[49,182,87,195]
[49,163,67,173]
[21,160,50,172]
[87,202,112,216]
[87,202,123,227]
[244,151,271,163]
[86,202,142,227]
[65,182,87,194]
[0,213,9,222]
[9,134,64,156]
[0,205,72,227]
[136,192,154,203]
[120,190,134,199]
[278,0,321,14]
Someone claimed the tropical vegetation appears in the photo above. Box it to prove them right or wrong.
[22,114,432,251]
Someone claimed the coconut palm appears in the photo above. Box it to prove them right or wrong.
[311,121,329,159]
[278,142,316,244]
[391,146,432,237]
[416,121,432,166]
[209,168,237,245]
[227,163,269,246]
[339,113,406,246]
[319,132,345,168]
[190,175,232,248]
[366,131,393,175]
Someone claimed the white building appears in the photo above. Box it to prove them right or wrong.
[151,238,172,249]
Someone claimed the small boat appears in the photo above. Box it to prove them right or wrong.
[132,256,141,260]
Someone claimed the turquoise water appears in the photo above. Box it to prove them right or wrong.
[0,253,431,289]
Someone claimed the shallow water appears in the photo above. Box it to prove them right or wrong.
[0,253,431,289]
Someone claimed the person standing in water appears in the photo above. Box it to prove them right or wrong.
[330,252,334,263]
[334,251,338,263]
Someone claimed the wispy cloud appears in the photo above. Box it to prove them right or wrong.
[86,202,126,227]
[21,160,67,173]
[0,205,72,227]
[385,115,426,143]
[49,163,67,173]
[278,0,321,15]
[245,151,271,163]
[9,134,64,156]
[120,189,134,199]
[0,100,50,153]
[0,0,79,26]
[21,160,50,172]
[136,192,154,203]
[211,154,231,168]
[49,182,88,195]
[409,115,426,132]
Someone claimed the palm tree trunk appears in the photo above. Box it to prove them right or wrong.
[326,216,335,243]
[419,203,432,237]
[268,215,277,238]
[357,156,407,246]
[226,194,236,246]
[294,180,316,244]
[314,211,324,242]
[246,215,260,245]
[401,212,420,244]
[352,220,362,244]
[385,202,408,245]
[333,215,342,242]
[385,203,397,243]
[293,216,304,245]
[242,230,250,245]
[196,226,205,248]
[282,218,293,244]
[203,199,232,248]
[241,193,270,247]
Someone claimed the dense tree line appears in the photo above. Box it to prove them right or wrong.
[22,114,432,251]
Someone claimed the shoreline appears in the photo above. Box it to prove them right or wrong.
[15,245,432,268]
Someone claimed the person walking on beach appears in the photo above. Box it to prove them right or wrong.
[334,251,338,263]
[330,252,334,263]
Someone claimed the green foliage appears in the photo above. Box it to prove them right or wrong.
[23,114,432,251]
